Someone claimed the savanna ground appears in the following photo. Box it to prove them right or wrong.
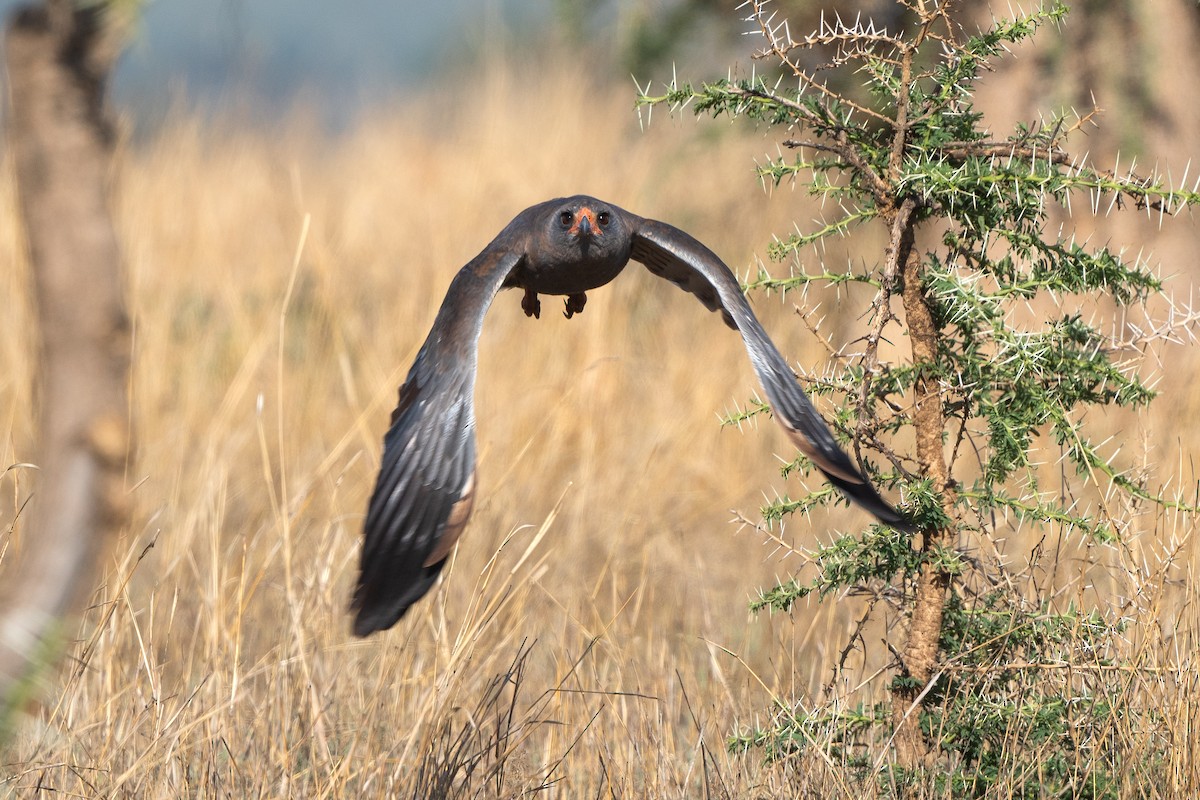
[3,24,1200,800]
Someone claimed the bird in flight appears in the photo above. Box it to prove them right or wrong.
[352,195,908,636]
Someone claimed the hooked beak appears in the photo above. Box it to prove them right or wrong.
[568,207,600,239]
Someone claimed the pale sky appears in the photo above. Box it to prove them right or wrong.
[0,1,549,126]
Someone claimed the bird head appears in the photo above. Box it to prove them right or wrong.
[551,198,619,259]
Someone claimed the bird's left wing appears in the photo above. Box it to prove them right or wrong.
[352,241,526,636]
[629,216,909,529]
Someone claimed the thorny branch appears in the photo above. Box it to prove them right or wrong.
[738,0,896,125]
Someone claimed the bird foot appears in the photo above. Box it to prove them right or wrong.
[521,287,541,319]
[563,292,587,319]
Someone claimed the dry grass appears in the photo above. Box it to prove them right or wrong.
[0,55,1198,797]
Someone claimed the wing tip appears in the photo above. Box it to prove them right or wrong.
[821,469,916,532]
[351,605,404,638]
[348,563,441,638]
[350,587,402,637]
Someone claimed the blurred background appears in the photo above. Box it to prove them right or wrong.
[3,1,1199,796]
[0,0,749,129]
[0,1,948,126]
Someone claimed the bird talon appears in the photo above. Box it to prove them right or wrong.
[521,287,541,319]
[563,292,587,319]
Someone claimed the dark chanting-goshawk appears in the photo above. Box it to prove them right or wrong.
[352,195,909,636]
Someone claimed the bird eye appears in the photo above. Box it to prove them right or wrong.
[559,210,574,227]
[596,211,611,227]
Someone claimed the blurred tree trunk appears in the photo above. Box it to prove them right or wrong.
[0,2,130,718]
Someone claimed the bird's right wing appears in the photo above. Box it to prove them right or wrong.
[629,216,910,530]
[352,243,526,636]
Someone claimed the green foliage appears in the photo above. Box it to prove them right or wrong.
[732,596,1158,798]
[729,701,890,767]
[917,594,1151,798]
[641,0,1198,795]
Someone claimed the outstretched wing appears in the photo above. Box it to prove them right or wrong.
[352,244,526,636]
[629,216,909,529]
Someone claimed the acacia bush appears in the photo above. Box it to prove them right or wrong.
[641,1,1200,795]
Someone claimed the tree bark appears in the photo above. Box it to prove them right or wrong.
[890,233,958,769]
[0,3,130,715]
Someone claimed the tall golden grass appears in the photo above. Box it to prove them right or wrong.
[1,55,1198,796]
